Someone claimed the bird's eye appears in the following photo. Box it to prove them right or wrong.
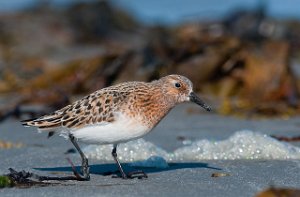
[175,82,181,88]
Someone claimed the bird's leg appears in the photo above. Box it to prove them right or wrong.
[111,144,148,179]
[69,134,90,181]
[112,144,127,179]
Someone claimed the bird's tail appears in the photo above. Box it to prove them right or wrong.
[21,114,63,134]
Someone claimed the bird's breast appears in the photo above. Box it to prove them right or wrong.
[124,97,173,128]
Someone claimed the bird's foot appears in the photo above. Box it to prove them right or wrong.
[112,170,148,179]
[71,171,90,181]
[127,170,148,179]
[66,157,90,181]
[80,162,90,179]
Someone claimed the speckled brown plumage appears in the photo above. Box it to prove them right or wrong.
[22,74,210,143]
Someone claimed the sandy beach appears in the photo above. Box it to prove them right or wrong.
[1,104,299,197]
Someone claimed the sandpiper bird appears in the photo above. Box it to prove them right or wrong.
[22,74,211,180]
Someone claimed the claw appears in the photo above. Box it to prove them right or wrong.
[127,170,148,179]
[66,157,90,181]
[112,170,148,179]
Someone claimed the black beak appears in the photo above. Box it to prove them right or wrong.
[189,92,211,111]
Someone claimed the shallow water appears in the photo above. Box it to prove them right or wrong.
[83,130,300,168]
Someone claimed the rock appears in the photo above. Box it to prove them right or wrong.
[66,1,139,43]
[174,37,240,90]
[255,187,300,197]
[240,41,290,103]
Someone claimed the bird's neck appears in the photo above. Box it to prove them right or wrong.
[140,86,176,128]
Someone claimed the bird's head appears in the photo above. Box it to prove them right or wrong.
[158,75,211,111]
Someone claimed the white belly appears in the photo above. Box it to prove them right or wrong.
[66,113,151,145]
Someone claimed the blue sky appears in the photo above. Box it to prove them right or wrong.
[0,0,299,24]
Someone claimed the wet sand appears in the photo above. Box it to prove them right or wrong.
[0,104,300,197]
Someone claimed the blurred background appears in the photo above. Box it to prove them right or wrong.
[1,0,300,120]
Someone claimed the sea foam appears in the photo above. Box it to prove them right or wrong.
[83,130,300,168]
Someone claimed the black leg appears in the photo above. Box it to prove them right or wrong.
[69,134,90,181]
[111,144,148,179]
[112,144,127,179]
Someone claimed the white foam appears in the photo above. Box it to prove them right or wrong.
[83,130,300,168]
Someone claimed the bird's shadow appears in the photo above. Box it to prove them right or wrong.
[35,162,222,177]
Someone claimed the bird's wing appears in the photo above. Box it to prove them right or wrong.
[22,89,131,131]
